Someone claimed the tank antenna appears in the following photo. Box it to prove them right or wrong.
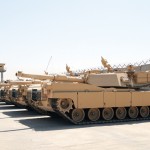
[45,56,52,75]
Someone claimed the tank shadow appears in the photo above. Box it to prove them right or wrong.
[101,120,150,126]
[0,102,8,105]
[0,105,19,110]
[18,116,150,131]
[18,117,85,131]
[0,128,30,133]
[0,101,44,117]
[2,109,43,118]
[0,101,13,106]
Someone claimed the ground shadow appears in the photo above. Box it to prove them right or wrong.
[18,115,150,131]
[19,116,89,131]
[1,101,13,105]
[0,127,30,133]
[0,105,19,110]
[0,102,9,105]
[3,109,43,118]
[0,101,44,118]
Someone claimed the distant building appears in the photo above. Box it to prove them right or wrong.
[0,63,6,82]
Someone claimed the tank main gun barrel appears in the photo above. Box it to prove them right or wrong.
[16,71,84,83]
[6,80,42,85]
[0,83,10,87]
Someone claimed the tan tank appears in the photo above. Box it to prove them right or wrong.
[25,83,49,114]
[16,68,150,124]
[0,83,10,102]
[0,83,12,104]
[16,72,67,116]
[16,56,150,124]
[6,80,42,108]
[47,70,150,124]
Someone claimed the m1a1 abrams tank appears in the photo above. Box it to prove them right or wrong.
[16,56,150,124]
[0,83,12,104]
[0,84,5,102]
[48,70,150,124]
[0,83,10,102]
[15,71,82,116]
[16,68,150,124]
[7,80,42,108]
[25,83,48,114]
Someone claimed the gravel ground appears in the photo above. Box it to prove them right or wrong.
[0,101,150,150]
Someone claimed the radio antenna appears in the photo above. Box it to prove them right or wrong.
[45,56,52,75]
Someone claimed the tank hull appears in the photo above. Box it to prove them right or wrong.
[46,82,150,124]
[26,85,58,117]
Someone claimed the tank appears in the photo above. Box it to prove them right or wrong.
[48,70,150,124]
[25,83,49,114]
[16,57,150,124]
[0,83,10,102]
[0,83,12,104]
[16,72,69,116]
[6,80,42,108]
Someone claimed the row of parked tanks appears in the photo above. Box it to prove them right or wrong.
[1,57,150,125]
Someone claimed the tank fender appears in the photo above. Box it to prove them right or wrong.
[52,92,78,108]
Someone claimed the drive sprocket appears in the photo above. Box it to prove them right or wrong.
[57,98,73,113]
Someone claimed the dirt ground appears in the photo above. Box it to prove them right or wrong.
[0,101,150,150]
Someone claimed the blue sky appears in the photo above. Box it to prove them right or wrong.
[0,0,150,79]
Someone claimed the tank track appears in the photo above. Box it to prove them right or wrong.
[25,101,59,117]
[4,99,13,105]
[12,101,28,109]
[27,102,47,115]
[51,99,150,125]
[0,99,4,102]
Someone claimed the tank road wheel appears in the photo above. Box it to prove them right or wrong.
[57,99,73,113]
[102,108,114,121]
[116,107,127,120]
[128,107,139,119]
[71,109,85,123]
[140,106,149,118]
[88,108,100,121]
